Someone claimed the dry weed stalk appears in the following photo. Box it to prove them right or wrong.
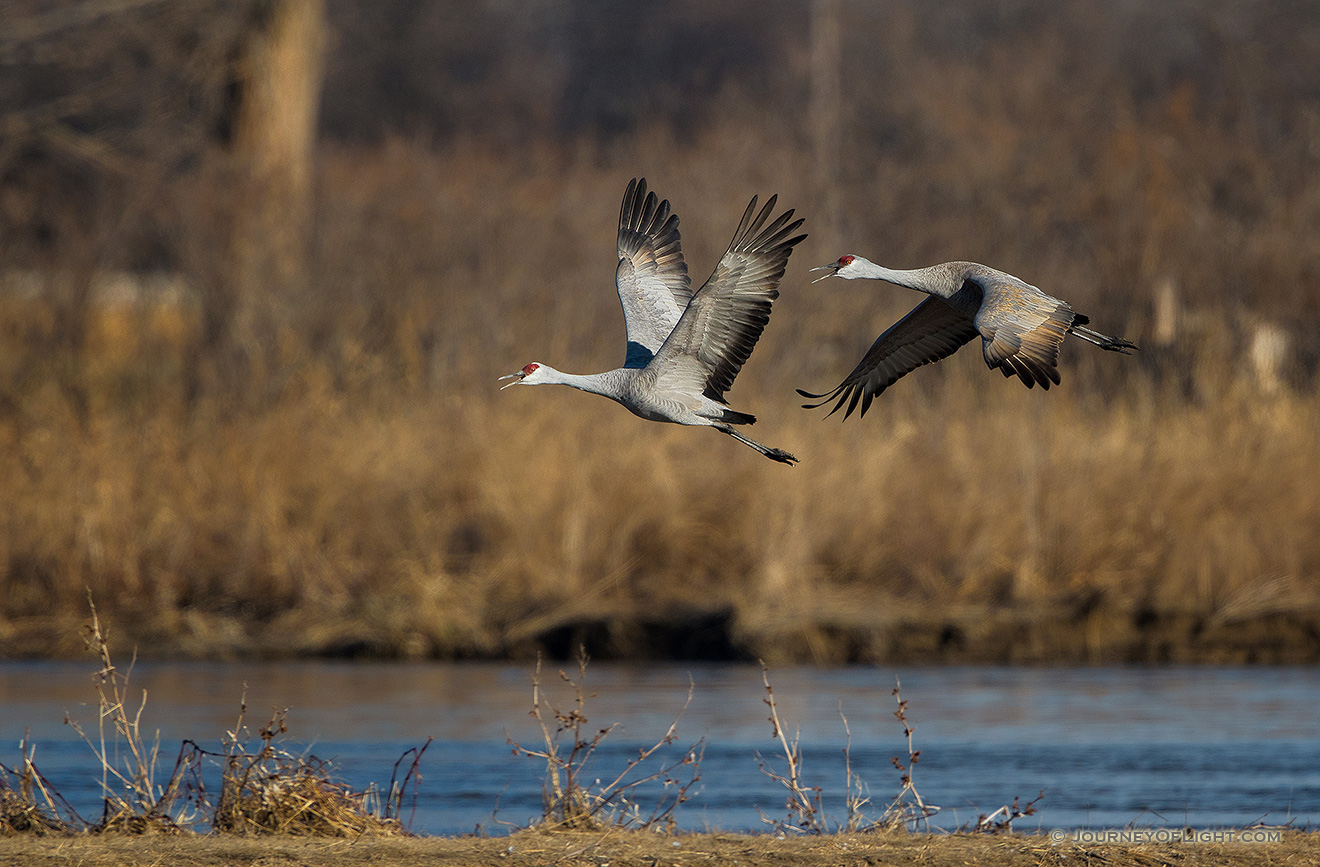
[62,600,190,832]
[755,662,826,834]
[755,672,982,834]
[838,704,870,833]
[370,738,434,828]
[971,791,1045,834]
[876,677,940,832]
[508,649,703,831]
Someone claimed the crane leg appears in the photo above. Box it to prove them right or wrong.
[1070,324,1138,354]
[714,424,798,465]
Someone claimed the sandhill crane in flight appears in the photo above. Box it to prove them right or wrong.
[799,256,1137,419]
[500,178,806,463]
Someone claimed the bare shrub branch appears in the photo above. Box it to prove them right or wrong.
[876,677,940,832]
[755,662,825,834]
[508,648,703,831]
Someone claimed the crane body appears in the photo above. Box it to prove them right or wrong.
[502,178,806,463]
[800,256,1137,419]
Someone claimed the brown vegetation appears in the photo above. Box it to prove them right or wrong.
[0,608,419,837]
[2,1,1319,662]
[0,829,1316,867]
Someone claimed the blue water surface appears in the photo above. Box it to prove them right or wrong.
[1,662,1316,834]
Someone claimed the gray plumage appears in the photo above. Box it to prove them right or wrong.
[616,178,691,368]
[501,178,806,464]
[800,256,1137,419]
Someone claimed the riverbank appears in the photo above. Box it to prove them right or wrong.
[3,603,1319,665]
[0,829,1311,867]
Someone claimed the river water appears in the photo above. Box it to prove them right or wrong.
[2,662,1317,834]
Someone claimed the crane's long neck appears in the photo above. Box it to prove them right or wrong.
[855,260,959,298]
[536,366,633,399]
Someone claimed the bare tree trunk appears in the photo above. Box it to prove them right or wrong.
[810,0,842,246]
[227,0,326,394]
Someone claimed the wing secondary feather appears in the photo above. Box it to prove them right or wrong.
[977,283,1074,389]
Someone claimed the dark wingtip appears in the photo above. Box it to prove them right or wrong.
[796,388,835,412]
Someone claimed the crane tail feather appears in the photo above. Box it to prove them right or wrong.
[720,407,757,426]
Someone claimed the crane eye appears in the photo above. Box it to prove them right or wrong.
[522,363,539,375]
[839,255,855,266]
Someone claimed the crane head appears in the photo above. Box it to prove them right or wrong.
[499,362,544,389]
[810,254,858,282]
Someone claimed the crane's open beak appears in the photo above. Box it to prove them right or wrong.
[810,263,840,283]
[498,371,525,389]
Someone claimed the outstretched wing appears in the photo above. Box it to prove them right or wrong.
[798,296,980,419]
[651,194,806,402]
[976,274,1074,389]
[615,178,691,368]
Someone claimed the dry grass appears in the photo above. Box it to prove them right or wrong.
[2,1,1320,662]
[3,261,1317,661]
[202,705,419,837]
[1,605,423,837]
[0,758,69,837]
[0,828,1314,867]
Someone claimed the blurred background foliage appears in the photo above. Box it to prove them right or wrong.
[1,0,1318,663]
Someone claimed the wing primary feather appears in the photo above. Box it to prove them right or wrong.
[797,297,978,419]
[727,196,760,252]
[619,177,639,229]
[638,189,658,231]
[647,191,805,404]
